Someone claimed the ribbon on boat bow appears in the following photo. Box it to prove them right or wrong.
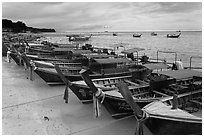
[93,88,105,118]
[134,110,149,135]
[64,84,69,103]
[80,69,105,118]
[29,60,35,81]
[18,52,23,66]
[54,65,70,104]
[116,81,149,135]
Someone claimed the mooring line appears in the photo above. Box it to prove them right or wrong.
[2,94,63,110]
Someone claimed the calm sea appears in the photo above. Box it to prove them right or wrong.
[42,31,202,68]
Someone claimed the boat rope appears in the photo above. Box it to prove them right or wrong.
[18,52,22,66]
[93,88,105,118]
[63,84,69,103]
[95,88,105,103]
[135,110,149,135]
[29,60,35,81]
[7,50,11,63]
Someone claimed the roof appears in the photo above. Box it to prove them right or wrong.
[93,47,113,50]
[53,48,73,52]
[94,58,131,64]
[143,63,171,70]
[84,54,116,59]
[28,43,44,47]
[121,47,145,54]
[156,69,202,80]
[71,49,92,55]
[158,50,176,54]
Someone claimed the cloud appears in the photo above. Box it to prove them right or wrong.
[2,2,202,31]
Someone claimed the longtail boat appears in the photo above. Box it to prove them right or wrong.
[118,82,202,135]
[68,63,170,105]
[70,75,133,104]
[35,57,149,85]
[79,69,202,134]
[78,69,201,118]
[167,33,181,38]
[142,92,202,135]
[133,33,142,38]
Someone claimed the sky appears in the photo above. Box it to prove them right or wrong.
[2,2,202,32]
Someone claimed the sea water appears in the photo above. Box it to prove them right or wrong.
[42,31,202,68]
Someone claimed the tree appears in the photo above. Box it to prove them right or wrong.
[2,19,13,28]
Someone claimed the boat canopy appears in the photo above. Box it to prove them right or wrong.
[143,63,170,70]
[28,43,44,47]
[94,58,130,64]
[53,48,73,52]
[156,69,202,80]
[93,47,113,51]
[121,47,145,54]
[83,54,116,59]
[56,43,78,48]
[71,49,92,55]
[157,50,176,54]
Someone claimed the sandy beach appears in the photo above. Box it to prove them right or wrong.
[2,57,151,135]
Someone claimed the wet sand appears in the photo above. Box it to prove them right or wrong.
[2,57,152,135]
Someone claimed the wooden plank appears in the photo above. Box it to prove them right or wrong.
[190,100,202,106]
[124,79,140,87]
[135,79,149,85]
[152,90,169,97]
[161,88,175,95]
[133,91,149,97]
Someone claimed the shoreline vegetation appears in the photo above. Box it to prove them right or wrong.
[2,19,56,56]
[2,19,56,33]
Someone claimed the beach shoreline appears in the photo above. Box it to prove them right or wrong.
[2,57,152,135]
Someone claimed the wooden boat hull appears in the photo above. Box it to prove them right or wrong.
[167,33,181,38]
[10,52,24,65]
[143,88,202,135]
[103,94,156,119]
[27,54,68,61]
[28,47,52,54]
[133,35,142,38]
[101,79,202,119]
[34,67,134,85]
[145,116,202,135]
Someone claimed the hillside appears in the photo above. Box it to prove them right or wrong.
[2,19,56,33]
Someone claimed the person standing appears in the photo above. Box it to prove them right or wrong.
[175,59,184,70]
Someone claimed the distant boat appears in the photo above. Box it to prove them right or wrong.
[167,33,181,38]
[113,33,117,36]
[151,32,157,36]
[133,33,142,38]
[68,34,92,41]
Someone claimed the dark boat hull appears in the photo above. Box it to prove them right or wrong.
[167,33,181,38]
[133,35,142,38]
[10,52,24,65]
[145,116,202,135]
[34,68,134,85]
[27,55,68,61]
[34,68,64,84]
[102,95,153,119]
[28,48,52,54]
